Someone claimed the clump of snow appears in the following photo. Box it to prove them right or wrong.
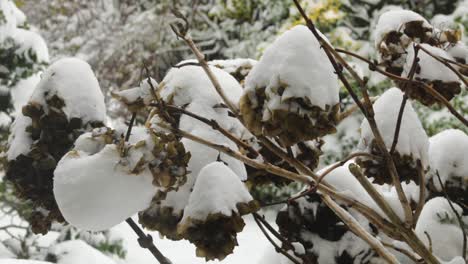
[447,42,468,63]
[374,10,431,47]
[415,197,465,261]
[55,124,190,231]
[358,88,429,167]
[111,77,157,111]
[427,129,468,190]
[6,114,32,160]
[209,58,257,82]
[403,44,459,83]
[159,65,243,107]
[29,57,106,123]
[180,162,253,223]
[54,144,156,231]
[54,127,158,231]
[244,25,339,111]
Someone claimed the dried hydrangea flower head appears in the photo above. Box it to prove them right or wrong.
[53,125,190,232]
[356,88,429,185]
[374,10,433,75]
[401,44,461,106]
[240,25,340,147]
[6,58,106,234]
[177,162,259,261]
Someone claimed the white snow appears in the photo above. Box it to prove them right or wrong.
[180,162,253,223]
[29,57,106,123]
[374,10,431,47]
[0,261,52,264]
[10,28,49,63]
[50,240,116,264]
[53,129,157,231]
[244,25,339,111]
[447,42,468,63]
[10,73,41,116]
[415,197,466,261]
[403,44,460,83]
[210,58,257,77]
[427,129,468,190]
[6,113,33,160]
[358,87,429,167]
[159,65,243,107]
[112,77,157,107]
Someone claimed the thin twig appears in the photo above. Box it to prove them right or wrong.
[436,171,467,259]
[390,95,408,154]
[126,218,172,264]
[413,162,426,224]
[390,45,419,155]
[253,214,301,264]
[424,231,433,253]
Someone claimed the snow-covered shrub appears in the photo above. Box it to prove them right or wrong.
[356,88,429,185]
[5,58,106,234]
[177,162,259,260]
[137,65,248,240]
[426,129,468,212]
[240,25,340,147]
